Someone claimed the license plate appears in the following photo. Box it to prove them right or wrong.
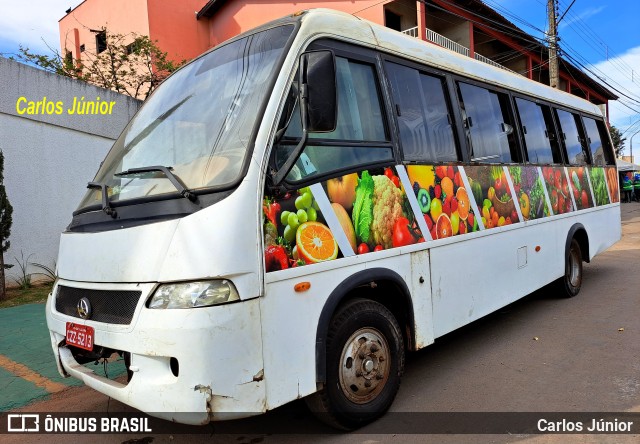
[65,322,94,351]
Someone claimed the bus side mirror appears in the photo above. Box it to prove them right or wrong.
[270,50,337,186]
[300,50,337,133]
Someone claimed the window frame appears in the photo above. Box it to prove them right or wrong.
[64,50,73,66]
[380,55,464,165]
[452,76,525,165]
[274,39,398,187]
[579,114,616,166]
[553,106,593,166]
[271,36,614,188]
[95,31,107,54]
[511,94,565,165]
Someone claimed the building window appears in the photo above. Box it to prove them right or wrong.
[64,51,73,67]
[385,10,402,32]
[96,31,107,53]
[126,41,141,55]
[80,44,85,53]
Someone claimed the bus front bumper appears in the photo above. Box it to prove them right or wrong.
[46,287,266,425]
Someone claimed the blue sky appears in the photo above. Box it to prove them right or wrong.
[1,0,639,154]
[491,0,640,150]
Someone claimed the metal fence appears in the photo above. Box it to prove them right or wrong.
[401,26,520,75]
[401,26,418,38]
[474,52,518,74]
[426,28,470,57]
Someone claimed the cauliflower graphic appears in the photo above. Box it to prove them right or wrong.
[371,175,404,249]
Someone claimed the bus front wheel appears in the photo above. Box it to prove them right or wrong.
[558,238,583,297]
[306,298,405,430]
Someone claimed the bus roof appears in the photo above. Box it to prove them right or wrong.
[295,9,604,118]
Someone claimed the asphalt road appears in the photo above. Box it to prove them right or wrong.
[4,202,640,443]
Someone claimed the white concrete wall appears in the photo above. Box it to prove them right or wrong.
[0,57,141,284]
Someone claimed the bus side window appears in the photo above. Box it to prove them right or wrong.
[555,109,590,165]
[275,56,394,182]
[541,105,564,164]
[514,98,563,164]
[582,116,614,166]
[385,62,458,163]
[457,82,520,163]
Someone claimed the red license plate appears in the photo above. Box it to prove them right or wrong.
[65,322,94,351]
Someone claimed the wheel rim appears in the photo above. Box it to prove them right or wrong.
[338,327,390,404]
[568,245,581,287]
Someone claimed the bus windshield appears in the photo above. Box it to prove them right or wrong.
[77,25,293,210]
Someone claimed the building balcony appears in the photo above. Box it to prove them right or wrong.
[402,27,518,75]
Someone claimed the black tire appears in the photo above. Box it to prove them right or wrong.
[306,298,405,430]
[557,238,582,297]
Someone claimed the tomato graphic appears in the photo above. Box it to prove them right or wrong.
[392,217,417,247]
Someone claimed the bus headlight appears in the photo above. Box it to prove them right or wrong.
[148,280,240,309]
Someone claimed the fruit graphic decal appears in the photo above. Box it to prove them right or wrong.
[541,166,574,215]
[296,221,339,263]
[567,167,593,210]
[263,187,338,272]
[407,165,478,239]
[465,166,519,228]
[508,166,549,221]
[589,167,610,206]
[326,172,357,212]
[605,166,620,203]
[327,167,424,253]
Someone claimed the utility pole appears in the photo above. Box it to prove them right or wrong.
[631,130,640,165]
[547,0,559,89]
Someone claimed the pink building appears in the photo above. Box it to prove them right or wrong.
[59,0,210,64]
[59,0,615,109]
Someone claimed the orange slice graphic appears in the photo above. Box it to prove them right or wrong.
[296,222,339,263]
[456,187,470,220]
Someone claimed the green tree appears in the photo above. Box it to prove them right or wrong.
[0,151,13,300]
[15,31,185,100]
[609,126,626,158]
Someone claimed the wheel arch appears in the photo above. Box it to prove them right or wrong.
[314,267,415,384]
[566,223,590,263]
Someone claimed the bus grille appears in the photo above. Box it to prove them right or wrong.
[55,285,142,325]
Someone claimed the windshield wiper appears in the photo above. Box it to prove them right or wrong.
[115,165,197,202]
[124,95,192,152]
[87,182,117,218]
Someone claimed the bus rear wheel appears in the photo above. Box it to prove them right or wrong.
[306,298,405,430]
[558,238,582,297]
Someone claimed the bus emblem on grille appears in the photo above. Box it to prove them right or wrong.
[77,297,92,320]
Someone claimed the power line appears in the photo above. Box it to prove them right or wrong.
[620,119,640,136]
[561,18,639,87]
[482,0,546,35]
[364,0,635,107]
[556,0,640,87]
[482,0,640,100]
[556,0,577,24]
[560,51,640,113]
[424,0,547,46]
[559,42,640,104]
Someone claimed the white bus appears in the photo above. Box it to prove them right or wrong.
[46,9,620,430]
